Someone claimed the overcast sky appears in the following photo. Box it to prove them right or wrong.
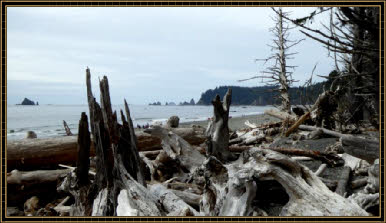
[7,7,334,105]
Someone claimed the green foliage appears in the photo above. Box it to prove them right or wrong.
[197,82,325,106]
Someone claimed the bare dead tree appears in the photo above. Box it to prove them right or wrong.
[239,8,303,114]
[274,7,380,129]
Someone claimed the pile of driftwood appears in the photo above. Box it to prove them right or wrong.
[6,69,379,217]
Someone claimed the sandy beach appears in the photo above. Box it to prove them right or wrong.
[179,113,280,131]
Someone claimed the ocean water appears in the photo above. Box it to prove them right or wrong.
[6,104,272,140]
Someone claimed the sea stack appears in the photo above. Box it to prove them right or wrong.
[21,98,35,105]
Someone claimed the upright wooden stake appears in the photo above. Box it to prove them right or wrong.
[63,120,73,136]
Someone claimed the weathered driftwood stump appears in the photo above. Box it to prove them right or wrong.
[194,148,368,216]
[58,112,93,216]
[59,69,162,216]
[76,113,90,186]
[205,88,236,162]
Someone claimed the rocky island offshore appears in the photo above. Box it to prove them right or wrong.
[18,98,38,105]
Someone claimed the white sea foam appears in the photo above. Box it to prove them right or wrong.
[7,104,272,140]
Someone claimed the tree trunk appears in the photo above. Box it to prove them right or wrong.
[277,8,291,113]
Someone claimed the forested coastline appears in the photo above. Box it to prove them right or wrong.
[197,81,325,106]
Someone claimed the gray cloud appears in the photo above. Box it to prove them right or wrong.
[8,7,334,105]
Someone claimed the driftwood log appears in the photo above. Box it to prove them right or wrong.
[340,135,379,164]
[264,108,297,122]
[297,124,380,163]
[267,147,343,166]
[298,125,345,138]
[7,127,205,170]
[7,169,71,185]
[7,169,71,205]
[285,112,310,137]
[7,136,96,171]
